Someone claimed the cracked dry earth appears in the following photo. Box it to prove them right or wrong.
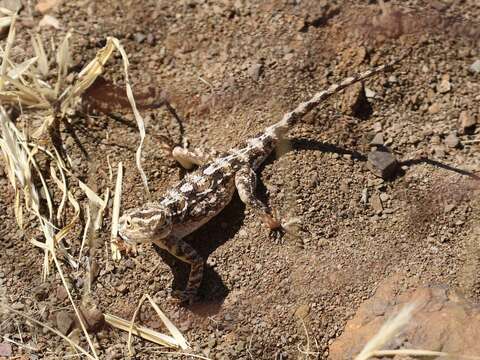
[1,0,480,359]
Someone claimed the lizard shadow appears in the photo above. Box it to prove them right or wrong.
[154,193,246,315]
[287,138,480,181]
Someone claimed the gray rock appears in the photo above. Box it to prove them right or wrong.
[444,133,460,148]
[370,133,384,146]
[469,59,480,73]
[134,32,146,43]
[248,63,263,81]
[367,150,398,180]
[56,311,74,335]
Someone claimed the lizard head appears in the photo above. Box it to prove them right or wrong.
[118,203,172,244]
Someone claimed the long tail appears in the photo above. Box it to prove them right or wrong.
[266,51,410,137]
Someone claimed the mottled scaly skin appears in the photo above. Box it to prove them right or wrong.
[118,55,406,303]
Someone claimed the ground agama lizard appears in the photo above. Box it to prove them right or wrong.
[117,55,405,303]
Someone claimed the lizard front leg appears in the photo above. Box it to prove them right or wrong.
[153,236,204,304]
[171,146,210,170]
[234,166,281,231]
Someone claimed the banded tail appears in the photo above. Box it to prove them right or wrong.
[266,51,410,138]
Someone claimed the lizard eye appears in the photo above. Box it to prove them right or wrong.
[126,218,132,227]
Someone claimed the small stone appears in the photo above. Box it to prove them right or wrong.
[248,63,263,81]
[361,188,368,204]
[235,340,245,352]
[134,32,146,43]
[35,0,60,13]
[437,74,451,94]
[340,82,370,118]
[367,150,398,180]
[458,111,477,134]
[469,59,480,73]
[56,311,74,335]
[444,133,460,148]
[444,203,455,213]
[146,33,155,45]
[370,194,383,214]
[370,133,384,146]
[56,285,69,301]
[428,102,441,114]
[79,303,105,332]
[364,87,376,99]
[294,304,310,320]
[372,122,382,133]
[379,192,389,202]
[433,145,446,158]
[388,75,398,83]
[116,284,128,294]
[0,342,12,357]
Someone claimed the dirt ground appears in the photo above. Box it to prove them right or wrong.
[1,0,480,359]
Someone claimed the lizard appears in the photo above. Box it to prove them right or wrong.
[117,55,406,304]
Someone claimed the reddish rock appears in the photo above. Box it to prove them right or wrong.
[329,274,480,359]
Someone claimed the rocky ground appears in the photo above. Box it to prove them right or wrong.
[0,0,480,359]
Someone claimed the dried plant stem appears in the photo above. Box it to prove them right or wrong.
[6,306,96,360]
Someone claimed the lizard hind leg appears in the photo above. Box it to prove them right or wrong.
[153,237,204,304]
[234,166,282,231]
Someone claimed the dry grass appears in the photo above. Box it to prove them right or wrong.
[0,20,186,359]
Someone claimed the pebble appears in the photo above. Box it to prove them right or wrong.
[372,122,382,133]
[437,75,451,94]
[379,193,389,202]
[370,133,384,146]
[146,33,155,45]
[248,63,263,81]
[116,283,128,294]
[458,111,477,134]
[364,87,376,99]
[361,188,368,204]
[469,59,480,73]
[35,0,59,13]
[134,32,146,43]
[367,150,398,180]
[56,311,74,335]
[79,304,105,332]
[370,194,383,214]
[340,82,369,117]
[428,103,441,114]
[444,133,460,148]
[0,342,12,357]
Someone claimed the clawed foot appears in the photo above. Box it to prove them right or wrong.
[262,210,285,241]
[170,289,199,306]
[114,240,138,256]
